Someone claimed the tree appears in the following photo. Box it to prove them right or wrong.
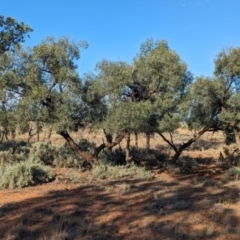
[0,15,32,141]
[169,46,240,164]
[14,36,111,167]
[214,47,240,149]
[0,15,32,55]
[94,39,192,162]
[165,76,223,163]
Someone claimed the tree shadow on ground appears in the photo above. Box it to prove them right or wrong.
[1,167,240,240]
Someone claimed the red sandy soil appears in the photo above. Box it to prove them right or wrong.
[1,165,240,240]
[1,130,240,239]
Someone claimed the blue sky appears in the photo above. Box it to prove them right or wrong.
[1,0,240,77]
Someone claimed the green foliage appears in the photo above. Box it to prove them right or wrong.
[176,157,199,174]
[185,77,223,130]
[227,167,240,180]
[96,148,126,165]
[0,159,53,189]
[213,47,240,146]
[31,141,58,165]
[78,138,96,152]
[0,141,31,166]
[54,142,82,168]
[92,162,154,180]
[0,15,33,54]
[95,39,192,140]
[31,141,84,168]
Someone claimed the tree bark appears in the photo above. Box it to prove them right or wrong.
[93,130,126,158]
[37,122,40,142]
[234,129,240,151]
[146,134,150,152]
[134,132,138,148]
[58,130,98,168]
[125,131,131,163]
[47,126,53,140]
[158,126,211,164]
[0,132,3,143]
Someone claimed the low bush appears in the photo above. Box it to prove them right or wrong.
[176,157,199,173]
[31,141,58,165]
[92,162,154,180]
[227,167,240,180]
[0,159,54,189]
[30,141,83,168]
[98,148,126,165]
[0,141,31,166]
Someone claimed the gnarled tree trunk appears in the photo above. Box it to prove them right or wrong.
[157,126,212,164]
[58,130,98,168]
[93,130,127,158]
[59,129,127,169]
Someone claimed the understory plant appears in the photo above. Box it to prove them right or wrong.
[0,158,53,189]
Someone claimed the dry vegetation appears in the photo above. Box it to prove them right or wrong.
[1,129,240,240]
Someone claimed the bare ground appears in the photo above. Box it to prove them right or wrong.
[1,130,240,239]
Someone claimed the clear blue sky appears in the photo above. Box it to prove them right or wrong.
[1,0,240,77]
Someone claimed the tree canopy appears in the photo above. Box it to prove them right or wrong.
[2,14,240,168]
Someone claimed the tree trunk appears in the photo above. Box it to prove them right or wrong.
[158,126,211,164]
[125,131,131,163]
[146,134,150,152]
[93,130,126,158]
[103,130,113,153]
[134,132,138,148]
[4,130,8,140]
[58,130,98,168]
[234,129,240,151]
[37,122,40,142]
[0,132,3,143]
[47,126,53,140]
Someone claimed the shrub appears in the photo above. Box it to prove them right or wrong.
[31,141,57,165]
[78,139,96,152]
[0,159,53,189]
[227,167,240,180]
[92,162,154,180]
[54,142,82,168]
[176,157,198,173]
[98,148,126,165]
[0,141,31,166]
[30,142,83,168]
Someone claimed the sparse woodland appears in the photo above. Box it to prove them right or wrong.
[2,15,240,239]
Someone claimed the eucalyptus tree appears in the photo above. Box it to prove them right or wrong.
[94,39,192,161]
[16,36,110,167]
[0,15,32,141]
[173,46,240,163]
[167,76,223,162]
[0,15,32,55]
[214,47,240,149]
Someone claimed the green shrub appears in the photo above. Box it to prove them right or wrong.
[54,142,82,168]
[227,167,240,180]
[0,159,53,189]
[92,162,154,180]
[31,141,57,165]
[78,139,96,152]
[30,141,92,168]
[0,140,27,152]
[176,157,198,173]
[97,148,126,165]
[0,141,31,166]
